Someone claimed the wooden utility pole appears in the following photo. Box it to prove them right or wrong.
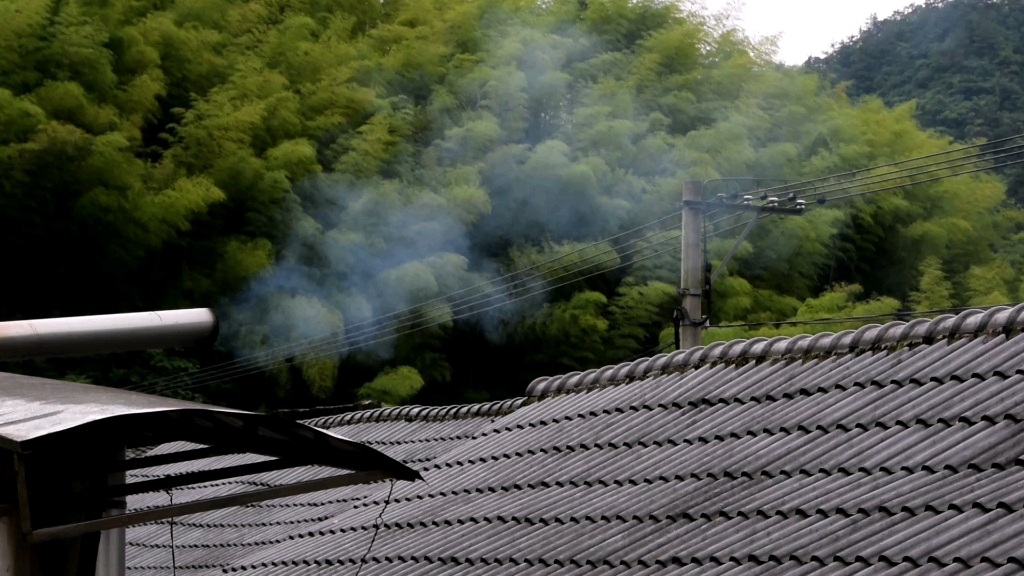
[679,180,704,349]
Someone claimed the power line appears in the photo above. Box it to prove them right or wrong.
[135,210,683,391]
[700,136,1024,225]
[794,148,1024,201]
[825,157,1024,202]
[703,156,1024,240]
[136,227,681,394]
[134,233,679,393]
[730,133,1024,199]
[230,143,1015,385]
[131,216,683,393]
[143,241,685,395]
[142,135,1024,395]
[704,134,1024,224]
[766,140,1024,200]
[625,340,676,362]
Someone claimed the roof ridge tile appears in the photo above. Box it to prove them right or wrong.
[302,397,526,428]
[527,304,1024,397]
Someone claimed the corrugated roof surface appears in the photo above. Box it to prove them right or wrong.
[126,306,1024,575]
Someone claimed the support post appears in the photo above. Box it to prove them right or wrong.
[95,447,125,576]
[679,181,704,349]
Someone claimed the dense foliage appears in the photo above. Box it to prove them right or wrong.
[1,0,1021,409]
[807,0,1024,199]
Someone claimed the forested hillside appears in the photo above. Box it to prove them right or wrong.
[807,0,1024,198]
[1,0,1021,409]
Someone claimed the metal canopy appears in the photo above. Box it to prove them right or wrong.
[0,372,418,480]
[0,371,419,575]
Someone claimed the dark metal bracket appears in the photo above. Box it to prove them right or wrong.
[107,446,236,473]
[102,457,303,499]
[673,305,710,350]
[28,469,395,543]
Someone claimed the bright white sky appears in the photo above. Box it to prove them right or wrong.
[701,0,921,65]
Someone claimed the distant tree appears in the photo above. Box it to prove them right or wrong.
[909,257,955,311]
[356,366,426,405]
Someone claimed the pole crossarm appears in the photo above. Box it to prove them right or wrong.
[28,469,396,543]
[682,200,805,215]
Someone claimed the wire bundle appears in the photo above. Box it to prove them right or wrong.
[130,214,685,395]
[705,133,1024,236]
[132,134,1024,396]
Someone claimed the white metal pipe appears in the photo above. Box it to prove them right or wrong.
[0,309,218,360]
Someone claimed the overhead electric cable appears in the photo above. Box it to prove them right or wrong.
[135,225,681,394]
[142,135,1024,395]
[625,340,676,362]
[822,157,1024,202]
[768,140,1024,200]
[140,231,682,394]
[144,241,684,395]
[793,148,1024,201]
[131,213,684,392]
[736,132,1024,198]
[703,156,1024,239]
[700,137,1023,226]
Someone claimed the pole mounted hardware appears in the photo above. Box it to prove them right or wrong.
[675,181,806,352]
[703,201,805,288]
[681,200,806,215]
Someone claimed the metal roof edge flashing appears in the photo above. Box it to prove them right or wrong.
[525,304,1024,398]
[304,397,528,429]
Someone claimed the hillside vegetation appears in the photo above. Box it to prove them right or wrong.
[1,0,1021,408]
[807,0,1024,199]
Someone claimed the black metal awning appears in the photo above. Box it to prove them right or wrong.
[0,371,419,553]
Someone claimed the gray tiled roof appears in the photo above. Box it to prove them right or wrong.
[126,305,1024,575]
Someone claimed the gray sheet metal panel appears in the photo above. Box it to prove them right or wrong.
[0,372,231,448]
[0,372,418,481]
